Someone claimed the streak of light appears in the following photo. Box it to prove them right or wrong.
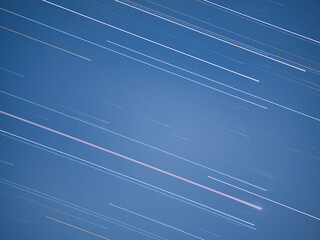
[0,159,15,166]
[107,41,320,122]
[109,203,205,240]
[143,0,320,68]
[0,178,167,240]
[114,0,306,72]
[0,66,24,77]
[0,26,91,61]
[46,216,111,240]
[0,90,265,191]
[41,0,260,82]
[200,0,320,45]
[207,176,320,221]
[0,110,262,210]
[0,130,256,229]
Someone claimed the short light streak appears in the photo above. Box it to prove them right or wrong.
[208,176,320,221]
[0,110,262,210]
[41,0,260,82]
[46,216,111,240]
[0,129,255,229]
[201,0,320,45]
[0,26,91,61]
[109,203,205,240]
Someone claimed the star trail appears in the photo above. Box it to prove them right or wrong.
[1,0,320,239]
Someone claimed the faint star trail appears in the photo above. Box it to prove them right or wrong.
[0,25,91,61]
[46,216,111,240]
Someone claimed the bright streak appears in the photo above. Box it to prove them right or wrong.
[0,26,91,61]
[41,0,260,82]
[0,129,255,228]
[201,0,320,45]
[114,0,305,72]
[109,203,205,240]
[46,216,111,240]
[0,110,262,210]
[208,176,320,221]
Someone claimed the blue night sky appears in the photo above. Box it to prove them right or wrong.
[1,0,320,239]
